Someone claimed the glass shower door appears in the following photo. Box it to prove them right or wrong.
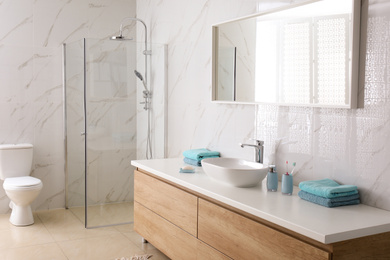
[64,38,166,228]
[64,39,86,225]
[84,38,137,227]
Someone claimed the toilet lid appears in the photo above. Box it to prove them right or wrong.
[4,176,41,187]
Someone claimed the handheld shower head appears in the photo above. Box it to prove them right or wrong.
[134,70,149,92]
[134,70,144,82]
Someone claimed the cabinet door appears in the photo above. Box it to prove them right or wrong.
[198,199,330,260]
[134,170,198,236]
[135,202,232,260]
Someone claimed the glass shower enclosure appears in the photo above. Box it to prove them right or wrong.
[63,38,166,228]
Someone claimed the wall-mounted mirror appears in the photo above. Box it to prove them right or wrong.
[212,0,361,108]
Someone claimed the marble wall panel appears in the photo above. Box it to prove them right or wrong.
[0,0,136,213]
[140,0,390,211]
[137,0,259,161]
[2,0,390,213]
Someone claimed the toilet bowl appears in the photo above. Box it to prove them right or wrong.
[3,176,43,226]
[0,144,43,226]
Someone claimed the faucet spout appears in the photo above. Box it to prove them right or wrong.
[240,140,264,164]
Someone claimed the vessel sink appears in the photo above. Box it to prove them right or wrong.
[201,158,268,188]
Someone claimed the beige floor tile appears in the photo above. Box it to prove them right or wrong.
[67,206,85,224]
[37,208,80,226]
[37,209,86,241]
[58,233,144,260]
[0,212,42,230]
[70,203,133,227]
[32,212,43,224]
[146,248,171,260]
[123,231,156,251]
[38,208,121,242]
[114,223,134,233]
[1,207,169,260]
[99,202,134,223]
[115,227,170,258]
[71,205,112,227]
[0,242,67,260]
[0,222,54,250]
[0,213,12,230]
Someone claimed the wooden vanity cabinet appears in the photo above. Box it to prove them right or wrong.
[134,170,231,260]
[134,202,231,260]
[198,198,329,260]
[134,169,390,260]
[134,169,198,236]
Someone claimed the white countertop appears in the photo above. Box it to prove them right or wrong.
[131,158,390,244]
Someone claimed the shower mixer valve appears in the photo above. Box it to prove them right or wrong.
[140,90,151,110]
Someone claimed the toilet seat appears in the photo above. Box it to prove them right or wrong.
[3,176,42,191]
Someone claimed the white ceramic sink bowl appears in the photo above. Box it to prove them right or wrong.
[201,158,268,188]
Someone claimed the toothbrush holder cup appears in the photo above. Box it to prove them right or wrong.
[282,174,293,195]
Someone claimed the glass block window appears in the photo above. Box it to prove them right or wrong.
[314,15,349,105]
[268,14,350,106]
[281,20,312,104]
[255,14,352,106]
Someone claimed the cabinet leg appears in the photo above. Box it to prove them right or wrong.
[141,237,148,243]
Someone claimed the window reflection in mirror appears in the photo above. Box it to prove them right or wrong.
[212,0,361,108]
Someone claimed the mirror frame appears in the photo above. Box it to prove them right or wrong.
[211,0,362,108]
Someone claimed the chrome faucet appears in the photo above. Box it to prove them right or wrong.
[240,140,264,164]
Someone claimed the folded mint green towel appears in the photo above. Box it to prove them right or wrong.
[183,148,220,161]
[298,190,360,208]
[183,157,202,166]
[298,178,358,199]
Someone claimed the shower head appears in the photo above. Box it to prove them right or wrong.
[134,70,144,81]
[110,34,133,41]
[110,35,123,40]
[111,17,149,54]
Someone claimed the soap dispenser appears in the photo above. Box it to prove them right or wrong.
[266,165,278,192]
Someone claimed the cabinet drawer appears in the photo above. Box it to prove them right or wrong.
[134,170,198,236]
[198,199,330,260]
[135,202,232,260]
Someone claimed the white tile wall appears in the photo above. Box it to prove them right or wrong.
[0,0,136,213]
[137,0,260,161]
[1,0,390,213]
[139,0,390,211]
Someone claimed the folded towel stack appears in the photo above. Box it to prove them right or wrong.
[298,178,360,208]
[183,148,220,166]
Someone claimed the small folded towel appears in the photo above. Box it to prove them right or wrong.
[184,157,202,166]
[298,178,358,199]
[298,190,360,208]
[183,148,220,161]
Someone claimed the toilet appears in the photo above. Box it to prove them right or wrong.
[0,144,43,226]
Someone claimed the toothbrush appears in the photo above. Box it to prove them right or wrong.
[285,161,289,175]
[290,162,297,176]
